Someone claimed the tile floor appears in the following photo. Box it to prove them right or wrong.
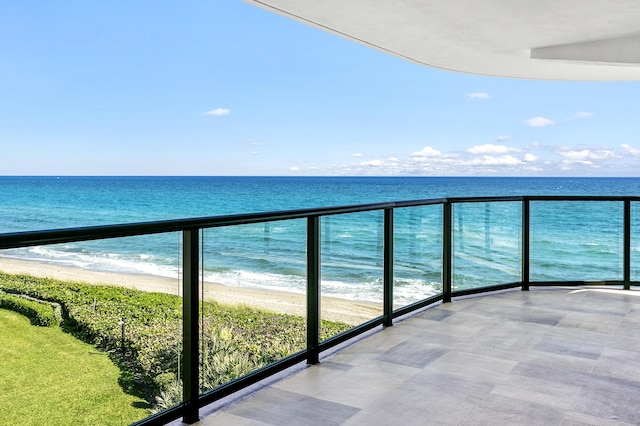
[182,287,640,425]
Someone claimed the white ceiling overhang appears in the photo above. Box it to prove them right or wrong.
[245,0,640,81]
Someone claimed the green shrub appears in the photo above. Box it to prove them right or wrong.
[0,293,58,326]
[153,379,183,413]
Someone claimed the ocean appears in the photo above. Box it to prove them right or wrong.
[1,176,639,304]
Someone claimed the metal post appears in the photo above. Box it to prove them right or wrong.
[307,216,320,364]
[484,203,491,257]
[624,199,631,290]
[182,229,200,424]
[119,317,126,356]
[443,201,452,303]
[383,208,394,327]
[522,199,530,291]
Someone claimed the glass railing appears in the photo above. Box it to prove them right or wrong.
[0,196,638,425]
[452,200,522,291]
[393,204,442,306]
[632,202,640,281]
[320,210,384,330]
[198,219,309,403]
[0,232,183,425]
[530,200,624,282]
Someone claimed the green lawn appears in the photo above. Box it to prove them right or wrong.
[0,309,150,425]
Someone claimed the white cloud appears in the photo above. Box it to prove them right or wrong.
[621,144,640,156]
[467,144,520,155]
[495,136,512,142]
[249,141,263,146]
[305,142,640,177]
[467,155,522,166]
[524,117,556,127]
[411,146,442,157]
[290,166,299,171]
[352,153,364,157]
[203,108,230,116]
[556,147,617,164]
[466,92,490,100]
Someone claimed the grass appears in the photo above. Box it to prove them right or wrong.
[0,309,149,425]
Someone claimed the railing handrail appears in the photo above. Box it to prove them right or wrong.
[526,195,640,201]
[0,201,396,249]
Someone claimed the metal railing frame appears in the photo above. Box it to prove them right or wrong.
[1,195,639,425]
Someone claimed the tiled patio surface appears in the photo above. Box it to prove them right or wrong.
[186,287,640,425]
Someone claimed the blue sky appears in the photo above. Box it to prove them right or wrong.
[2,0,640,176]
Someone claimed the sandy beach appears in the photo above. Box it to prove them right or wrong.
[0,257,382,325]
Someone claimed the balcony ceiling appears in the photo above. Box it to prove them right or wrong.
[245,0,640,81]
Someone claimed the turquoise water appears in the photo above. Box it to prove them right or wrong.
[1,176,639,303]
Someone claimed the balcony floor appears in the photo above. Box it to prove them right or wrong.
[189,287,640,425]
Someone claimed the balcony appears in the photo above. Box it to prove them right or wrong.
[1,196,639,425]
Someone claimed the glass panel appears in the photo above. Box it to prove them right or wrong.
[200,220,307,394]
[633,202,640,282]
[452,202,521,290]
[320,211,384,336]
[530,201,623,282]
[0,233,181,423]
[393,205,442,307]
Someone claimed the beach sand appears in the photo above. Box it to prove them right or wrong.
[0,258,382,325]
